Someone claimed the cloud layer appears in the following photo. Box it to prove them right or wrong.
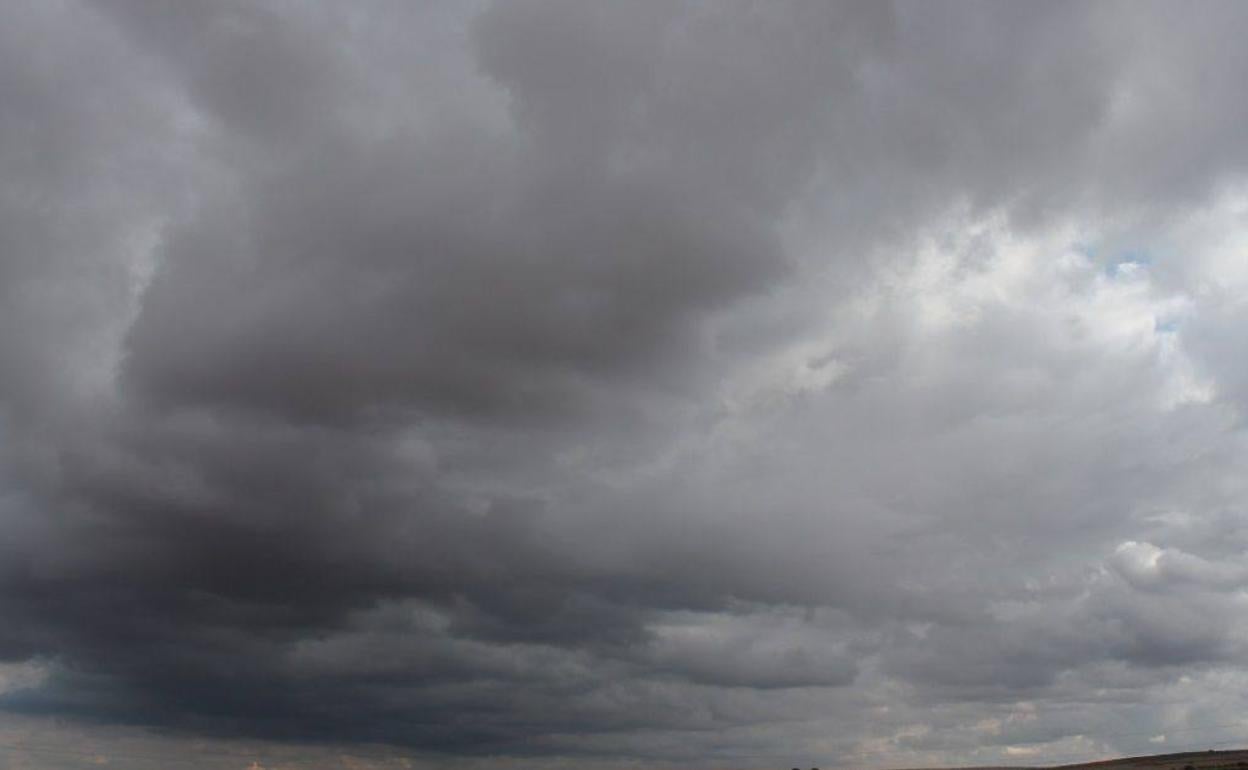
[3,1,1248,767]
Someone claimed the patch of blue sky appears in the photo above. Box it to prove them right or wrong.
[1105,249,1152,277]
[1073,242,1098,260]
[1071,242,1152,277]
[1154,317,1180,334]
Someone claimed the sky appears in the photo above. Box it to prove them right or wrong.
[3,1,1248,768]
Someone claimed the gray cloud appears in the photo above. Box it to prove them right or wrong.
[4,1,1248,767]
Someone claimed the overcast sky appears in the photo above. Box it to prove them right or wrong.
[3,1,1248,768]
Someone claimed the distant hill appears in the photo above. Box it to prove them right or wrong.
[885,749,1248,770]
[1053,749,1248,770]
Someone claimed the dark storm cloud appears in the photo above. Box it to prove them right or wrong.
[112,1,903,425]
[5,1,1248,766]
